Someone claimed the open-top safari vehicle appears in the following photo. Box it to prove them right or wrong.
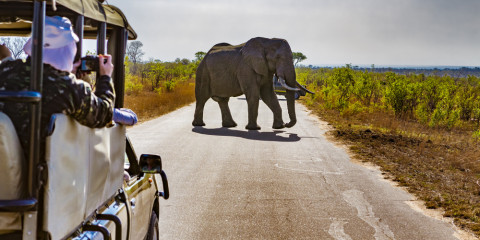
[273,75,307,100]
[0,0,169,239]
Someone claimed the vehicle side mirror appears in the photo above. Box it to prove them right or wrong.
[139,154,170,199]
[139,154,162,174]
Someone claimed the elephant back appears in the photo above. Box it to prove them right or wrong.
[208,42,245,55]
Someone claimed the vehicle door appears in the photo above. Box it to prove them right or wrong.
[124,139,157,240]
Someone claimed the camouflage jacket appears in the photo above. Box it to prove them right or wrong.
[0,58,115,158]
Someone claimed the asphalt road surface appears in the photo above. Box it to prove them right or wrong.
[128,96,470,240]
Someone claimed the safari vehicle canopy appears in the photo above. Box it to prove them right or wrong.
[0,0,137,106]
[0,1,168,240]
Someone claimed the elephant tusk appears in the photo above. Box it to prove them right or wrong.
[296,82,315,94]
[279,77,300,91]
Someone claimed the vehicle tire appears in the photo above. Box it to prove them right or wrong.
[146,211,159,240]
[295,92,300,100]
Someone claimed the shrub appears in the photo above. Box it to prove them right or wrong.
[165,80,176,92]
[385,74,411,117]
[125,74,143,95]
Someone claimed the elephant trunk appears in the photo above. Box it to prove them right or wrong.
[285,90,296,127]
[278,70,297,128]
[296,82,315,94]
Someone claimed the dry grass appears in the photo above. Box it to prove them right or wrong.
[304,99,480,236]
[124,80,196,122]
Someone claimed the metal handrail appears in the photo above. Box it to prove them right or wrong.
[0,91,41,103]
[0,198,37,212]
[27,0,45,205]
[97,214,122,240]
[83,224,111,240]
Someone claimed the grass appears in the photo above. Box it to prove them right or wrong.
[303,99,480,237]
[124,80,196,122]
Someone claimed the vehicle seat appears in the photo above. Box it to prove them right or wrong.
[43,114,126,240]
[0,112,24,233]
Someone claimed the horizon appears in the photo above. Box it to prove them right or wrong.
[304,64,480,69]
[83,39,479,69]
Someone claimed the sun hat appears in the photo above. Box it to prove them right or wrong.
[23,16,79,72]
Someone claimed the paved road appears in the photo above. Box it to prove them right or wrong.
[128,96,468,240]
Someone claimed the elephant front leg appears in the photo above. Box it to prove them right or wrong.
[260,87,285,129]
[214,97,237,128]
[245,94,261,130]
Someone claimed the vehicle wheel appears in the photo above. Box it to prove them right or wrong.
[146,211,159,240]
[295,92,300,100]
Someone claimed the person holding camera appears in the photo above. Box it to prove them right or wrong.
[0,16,122,158]
[75,57,138,126]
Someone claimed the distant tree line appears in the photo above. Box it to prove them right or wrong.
[301,64,480,79]
[368,67,480,78]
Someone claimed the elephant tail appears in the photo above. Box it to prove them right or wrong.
[195,59,211,98]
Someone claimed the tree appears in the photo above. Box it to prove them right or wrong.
[126,41,145,75]
[126,40,145,64]
[292,52,307,67]
[0,37,28,59]
[195,51,206,62]
[180,58,191,65]
[148,60,165,90]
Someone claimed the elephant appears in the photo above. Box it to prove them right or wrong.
[192,37,312,130]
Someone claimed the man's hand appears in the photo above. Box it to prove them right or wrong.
[71,60,89,80]
[99,54,114,77]
[71,60,80,73]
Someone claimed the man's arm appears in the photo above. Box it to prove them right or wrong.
[62,55,115,128]
[66,74,115,127]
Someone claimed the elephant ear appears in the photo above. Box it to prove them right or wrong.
[241,38,269,77]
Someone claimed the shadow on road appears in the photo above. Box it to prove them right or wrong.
[236,97,287,101]
[192,127,301,142]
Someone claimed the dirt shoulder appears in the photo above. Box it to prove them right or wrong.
[303,101,480,238]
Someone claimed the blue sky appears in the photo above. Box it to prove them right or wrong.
[104,0,480,66]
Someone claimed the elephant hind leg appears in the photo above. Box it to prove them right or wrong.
[192,96,208,126]
[213,96,237,128]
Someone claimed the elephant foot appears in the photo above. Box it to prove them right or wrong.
[222,121,237,128]
[192,120,206,127]
[246,124,261,130]
[285,120,296,128]
[272,122,285,129]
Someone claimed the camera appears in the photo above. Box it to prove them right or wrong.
[80,55,106,72]
[80,55,99,72]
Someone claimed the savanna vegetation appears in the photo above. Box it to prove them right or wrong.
[123,41,203,122]
[297,65,480,236]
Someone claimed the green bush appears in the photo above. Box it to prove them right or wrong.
[125,75,143,95]
[385,73,418,117]
[164,80,176,92]
[297,65,480,134]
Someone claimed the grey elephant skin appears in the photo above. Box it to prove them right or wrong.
[192,37,307,130]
